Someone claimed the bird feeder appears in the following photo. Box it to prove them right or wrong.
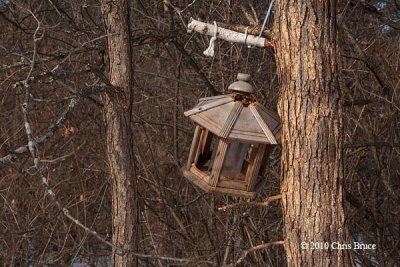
[183,73,280,198]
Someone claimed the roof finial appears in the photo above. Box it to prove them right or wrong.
[228,73,254,94]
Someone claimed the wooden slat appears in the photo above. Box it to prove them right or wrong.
[194,128,208,164]
[255,103,281,122]
[244,144,259,183]
[249,105,277,144]
[217,179,247,191]
[183,165,261,198]
[184,167,258,198]
[219,101,243,138]
[183,168,211,193]
[209,139,229,187]
[194,129,214,165]
[190,164,210,183]
[258,145,272,177]
[247,144,266,191]
[186,126,202,170]
[211,186,257,198]
[184,97,233,117]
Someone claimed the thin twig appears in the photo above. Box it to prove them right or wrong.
[224,241,284,267]
[172,40,220,95]
[218,194,282,211]
[0,84,113,168]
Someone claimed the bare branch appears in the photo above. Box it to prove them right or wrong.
[344,142,400,149]
[171,40,220,95]
[216,22,272,39]
[341,24,395,97]
[187,18,274,49]
[218,194,282,211]
[0,83,113,168]
[224,241,284,267]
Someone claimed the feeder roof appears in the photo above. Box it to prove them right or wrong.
[184,94,281,144]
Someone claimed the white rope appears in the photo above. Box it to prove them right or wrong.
[203,21,218,57]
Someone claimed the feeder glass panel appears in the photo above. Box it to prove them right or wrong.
[221,142,257,180]
[221,142,248,179]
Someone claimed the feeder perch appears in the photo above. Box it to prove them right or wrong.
[183,73,281,198]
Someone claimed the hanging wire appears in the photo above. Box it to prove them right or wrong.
[244,26,251,73]
[259,0,274,38]
[245,46,252,73]
[245,0,274,73]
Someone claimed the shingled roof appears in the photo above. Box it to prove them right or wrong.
[184,94,280,144]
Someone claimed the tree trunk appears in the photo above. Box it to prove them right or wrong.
[101,1,137,266]
[274,1,351,266]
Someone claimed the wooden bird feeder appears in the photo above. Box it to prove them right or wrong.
[183,73,281,198]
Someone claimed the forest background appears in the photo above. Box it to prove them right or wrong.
[0,0,399,266]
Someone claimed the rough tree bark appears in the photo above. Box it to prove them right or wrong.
[274,1,351,266]
[101,1,137,266]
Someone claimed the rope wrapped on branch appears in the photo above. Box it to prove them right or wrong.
[187,18,274,49]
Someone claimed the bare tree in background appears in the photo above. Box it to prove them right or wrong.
[101,0,137,266]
